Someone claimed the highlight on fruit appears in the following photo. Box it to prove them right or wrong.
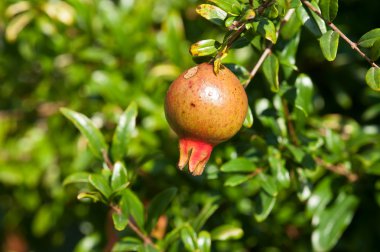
[164,63,248,175]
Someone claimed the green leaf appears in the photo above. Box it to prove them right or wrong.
[112,198,129,231]
[63,172,90,186]
[192,197,220,231]
[290,0,302,8]
[365,67,380,91]
[312,192,359,252]
[196,4,227,26]
[319,30,339,61]
[358,28,380,48]
[220,158,256,173]
[296,3,326,37]
[197,231,211,252]
[74,233,101,252]
[180,225,198,251]
[370,39,380,60]
[60,108,108,159]
[258,173,278,197]
[123,189,145,229]
[224,63,250,83]
[89,174,112,199]
[281,10,302,40]
[146,187,177,232]
[32,204,54,236]
[111,102,138,161]
[296,169,312,201]
[210,225,243,241]
[319,0,338,22]
[190,39,221,57]
[307,177,333,220]
[224,174,251,187]
[263,54,280,92]
[112,237,142,252]
[77,191,104,203]
[243,106,254,128]
[206,0,241,15]
[268,147,290,189]
[295,73,314,116]
[111,161,129,192]
[254,191,276,222]
[253,18,277,44]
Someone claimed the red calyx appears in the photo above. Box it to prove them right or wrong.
[178,138,214,176]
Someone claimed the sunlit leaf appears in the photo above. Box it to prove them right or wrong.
[365,67,380,91]
[358,28,380,48]
[60,108,108,159]
[296,3,326,37]
[253,18,277,44]
[210,225,243,241]
[295,73,314,116]
[89,174,112,199]
[243,106,254,128]
[190,39,221,57]
[224,174,251,187]
[253,191,276,222]
[319,30,339,61]
[111,161,129,193]
[180,225,198,251]
[268,147,290,189]
[197,231,211,252]
[196,4,227,26]
[319,0,338,22]
[123,189,145,229]
[206,0,241,15]
[312,192,359,252]
[263,54,280,92]
[220,158,256,173]
[112,237,142,252]
[63,172,90,186]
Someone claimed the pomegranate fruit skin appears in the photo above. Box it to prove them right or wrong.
[165,63,248,175]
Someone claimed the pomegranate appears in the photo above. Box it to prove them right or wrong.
[164,63,248,175]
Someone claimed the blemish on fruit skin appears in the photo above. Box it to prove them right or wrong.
[190,102,196,107]
[184,66,198,79]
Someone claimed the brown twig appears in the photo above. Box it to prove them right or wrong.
[315,157,359,182]
[244,9,295,88]
[110,205,156,247]
[301,0,379,69]
[248,167,264,178]
[282,98,299,146]
[102,149,114,171]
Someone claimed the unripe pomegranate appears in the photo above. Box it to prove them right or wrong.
[164,63,248,175]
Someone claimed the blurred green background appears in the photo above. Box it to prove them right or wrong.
[1,0,380,251]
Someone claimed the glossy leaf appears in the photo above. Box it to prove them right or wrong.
[111,161,129,192]
[197,231,211,252]
[281,10,302,40]
[220,158,256,173]
[243,106,254,128]
[254,191,276,222]
[319,0,338,22]
[111,102,138,161]
[206,0,241,15]
[365,67,380,91]
[263,54,280,92]
[296,3,326,37]
[112,197,129,231]
[312,192,359,252]
[180,225,198,251]
[253,18,277,44]
[319,30,339,61]
[268,147,290,189]
[296,169,312,201]
[123,189,145,229]
[210,224,243,241]
[60,108,108,159]
[63,172,90,186]
[196,4,227,26]
[89,174,112,199]
[358,28,380,48]
[307,177,333,221]
[370,39,380,60]
[5,12,34,42]
[146,187,177,232]
[295,74,314,116]
[190,39,220,57]
[77,191,104,203]
[224,174,251,187]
